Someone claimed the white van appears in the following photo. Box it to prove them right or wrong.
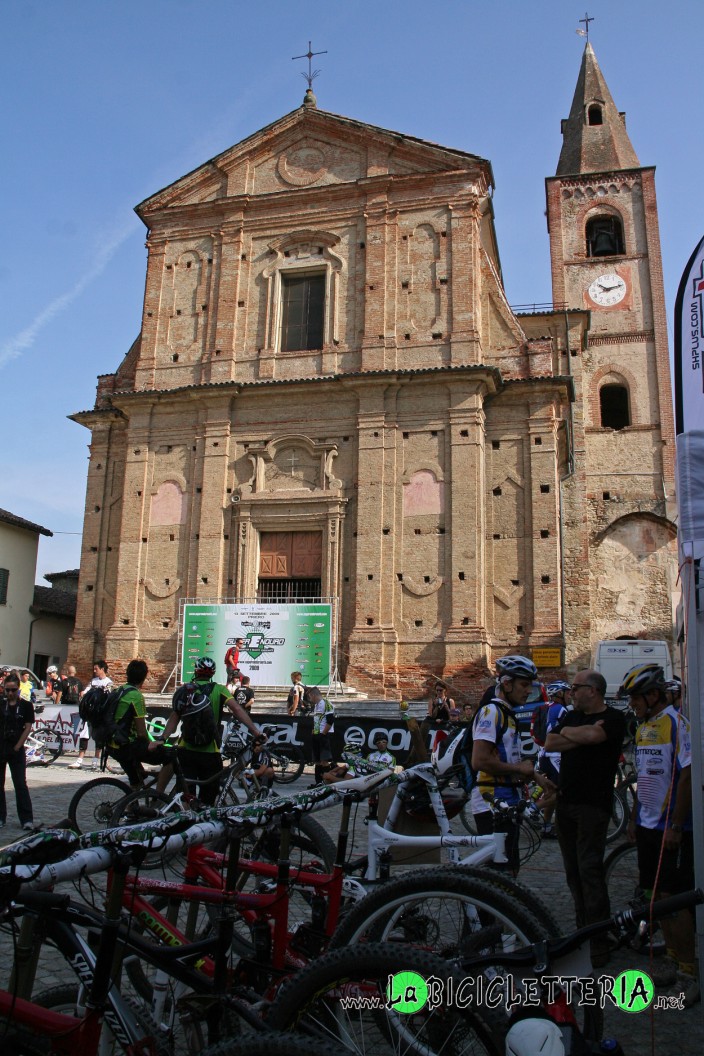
[592,640,673,701]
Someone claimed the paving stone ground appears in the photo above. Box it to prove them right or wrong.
[0,754,701,1053]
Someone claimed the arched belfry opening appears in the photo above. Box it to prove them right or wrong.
[586,214,624,257]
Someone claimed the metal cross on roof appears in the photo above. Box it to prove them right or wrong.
[578,11,594,41]
[292,41,327,90]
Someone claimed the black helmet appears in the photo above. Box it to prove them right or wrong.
[373,731,389,746]
[193,657,216,678]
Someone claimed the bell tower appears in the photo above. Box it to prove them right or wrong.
[546,43,677,657]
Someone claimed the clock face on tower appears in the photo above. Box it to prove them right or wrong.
[587,272,627,307]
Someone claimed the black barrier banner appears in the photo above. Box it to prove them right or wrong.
[146,710,539,764]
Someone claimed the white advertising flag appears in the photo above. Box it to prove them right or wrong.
[675,234,704,433]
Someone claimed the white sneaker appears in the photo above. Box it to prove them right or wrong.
[68,761,83,769]
[22,822,34,831]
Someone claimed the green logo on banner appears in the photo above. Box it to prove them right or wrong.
[386,971,428,1014]
[612,969,654,1013]
[243,631,267,660]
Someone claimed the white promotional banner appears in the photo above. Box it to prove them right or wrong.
[674,233,704,434]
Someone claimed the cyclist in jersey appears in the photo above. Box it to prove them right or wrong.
[367,732,396,767]
[621,663,697,1006]
[471,655,554,872]
[151,657,262,805]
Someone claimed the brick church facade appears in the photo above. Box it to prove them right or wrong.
[70,44,677,694]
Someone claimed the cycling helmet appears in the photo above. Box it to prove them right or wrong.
[372,731,389,745]
[431,727,468,776]
[546,680,571,698]
[193,657,217,678]
[619,663,665,698]
[664,678,682,695]
[505,1016,565,1056]
[496,655,538,680]
[47,665,58,674]
[172,684,211,714]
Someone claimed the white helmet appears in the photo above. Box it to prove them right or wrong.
[505,1016,565,1056]
[47,665,58,674]
[431,728,467,776]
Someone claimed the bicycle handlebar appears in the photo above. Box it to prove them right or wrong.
[460,887,704,973]
[0,776,362,890]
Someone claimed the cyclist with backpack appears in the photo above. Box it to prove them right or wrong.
[151,656,262,805]
[532,680,571,837]
[72,660,111,770]
[91,659,172,789]
[471,655,555,873]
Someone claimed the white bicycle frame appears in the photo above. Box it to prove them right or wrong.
[358,761,508,880]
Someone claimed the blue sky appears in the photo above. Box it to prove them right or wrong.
[2,0,702,580]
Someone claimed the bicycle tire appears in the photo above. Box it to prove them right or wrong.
[458,801,477,835]
[265,942,504,1055]
[605,788,629,845]
[330,867,554,954]
[29,727,63,764]
[124,812,338,1000]
[269,745,305,784]
[33,984,172,1056]
[67,776,131,834]
[109,787,175,826]
[604,841,640,912]
[455,865,560,937]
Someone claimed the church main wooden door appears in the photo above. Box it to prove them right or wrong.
[258,531,322,602]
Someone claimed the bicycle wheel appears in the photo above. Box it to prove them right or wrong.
[124,813,338,1001]
[33,984,172,1056]
[458,800,478,835]
[606,788,629,845]
[269,745,305,784]
[604,841,640,911]
[67,776,131,833]
[330,867,554,955]
[30,727,63,764]
[265,942,504,1055]
[455,865,560,938]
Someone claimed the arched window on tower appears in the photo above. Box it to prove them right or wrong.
[587,104,603,126]
[586,214,624,257]
[600,383,630,430]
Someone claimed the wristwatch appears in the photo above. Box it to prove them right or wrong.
[670,824,684,833]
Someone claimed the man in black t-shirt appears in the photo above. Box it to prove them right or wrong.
[233,675,254,715]
[545,669,625,967]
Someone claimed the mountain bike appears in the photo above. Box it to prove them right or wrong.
[24,729,63,767]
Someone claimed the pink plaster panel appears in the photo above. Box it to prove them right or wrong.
[403,470,443,516]
[150,481,185,525]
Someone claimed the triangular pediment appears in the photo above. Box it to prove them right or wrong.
[137,106,491,216]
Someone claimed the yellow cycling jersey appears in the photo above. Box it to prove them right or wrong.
[634,705,691,831]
